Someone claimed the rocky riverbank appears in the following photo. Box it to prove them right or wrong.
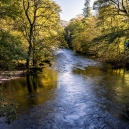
[0,71,25,84]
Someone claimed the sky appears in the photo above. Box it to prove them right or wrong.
[55,0,95,21]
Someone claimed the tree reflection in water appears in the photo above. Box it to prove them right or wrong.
[2,68,58,111]
[26,74,38,93]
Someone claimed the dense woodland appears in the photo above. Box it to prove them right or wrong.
[0,0,67,70]
[65,0,129,68]
[0,0,129,70]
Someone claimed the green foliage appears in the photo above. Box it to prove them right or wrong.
[93,0,129,17]
[0,84,18,124]
[91,0,129,66]
[0,0,62,69]
[64,0,129,68]
[65,17,98,54]
[0,0,21,19]
[0,0,25,70]
[0,30,27,70]
[56,27,68,48]
[83,0,91,18]
[19,0,61,67]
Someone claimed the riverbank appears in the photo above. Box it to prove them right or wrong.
[0,71,25,84]
[0,63,52,84]
[75,50,129,69]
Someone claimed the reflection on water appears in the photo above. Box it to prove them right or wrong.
[2,68,58,111]
[1,49,129,129]
[73,66,129,121]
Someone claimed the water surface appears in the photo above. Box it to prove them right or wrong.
[1,49,129,129]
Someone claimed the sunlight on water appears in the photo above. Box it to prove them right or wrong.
[1,49,129,129]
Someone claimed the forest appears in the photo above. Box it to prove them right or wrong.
[0,0,129,70]
[65,0,129,69]
[0,0,67,71]
[0,0,129,123]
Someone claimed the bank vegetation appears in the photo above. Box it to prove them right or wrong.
[65,0,129,69]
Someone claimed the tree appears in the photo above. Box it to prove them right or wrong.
[65,16,98,54]
[93,0,129,17]
[92,1,129,66]
[19,0,61,68]
[0,0,21,19]
[0,0,26,70]
[56,27,68,48]
[83,0,91,17]
[0,31,26,70]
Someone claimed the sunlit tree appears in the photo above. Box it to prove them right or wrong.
[93,0,129,17]
[65,16,98,54]
[0,0,26,70]
[92,1,129,66]
[18,0,61,68]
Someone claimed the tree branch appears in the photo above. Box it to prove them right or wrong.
[23,0,32,25]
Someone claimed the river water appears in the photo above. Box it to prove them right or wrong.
[1,49,129,129]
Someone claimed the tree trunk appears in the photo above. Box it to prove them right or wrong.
[26,44,32,69]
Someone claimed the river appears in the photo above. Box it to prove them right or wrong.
[1,49,129,129]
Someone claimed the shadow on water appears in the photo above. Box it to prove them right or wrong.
[2,68,58,112]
